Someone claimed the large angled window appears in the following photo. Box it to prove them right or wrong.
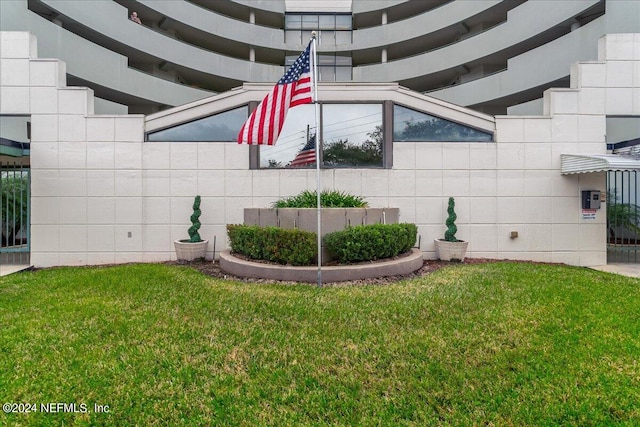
[322,104,382,168]
[146,106,248,142]
[393,105,493,142]
[258,103,383,168]
[259,105,315,168]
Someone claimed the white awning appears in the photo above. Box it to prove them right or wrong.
[561,154,640,175]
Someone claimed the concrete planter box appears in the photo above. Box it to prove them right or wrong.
[243,208,400,264]
[243,208,399,237]
[219,248,424,283]
[434,239,468,262]
[174,240,208,261]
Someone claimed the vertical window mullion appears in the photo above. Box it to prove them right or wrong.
[383,101,393,169]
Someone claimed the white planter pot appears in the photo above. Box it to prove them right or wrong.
[174,240,208,261]
[434,239,469,262]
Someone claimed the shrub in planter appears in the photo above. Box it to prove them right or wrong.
[174,195,208,261]
[227,224,316,266]
[188,195,203,243]
[325,223,417,263]
[434,197,468,262]
[444,196,459,242]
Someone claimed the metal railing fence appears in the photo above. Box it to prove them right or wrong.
[607,170,640,263]
[0,161,30,266]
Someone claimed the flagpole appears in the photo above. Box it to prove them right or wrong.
[311,32,322,287]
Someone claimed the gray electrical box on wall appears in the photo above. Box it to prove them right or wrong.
[581,190,601,209]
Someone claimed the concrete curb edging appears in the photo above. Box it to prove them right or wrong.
[219,248,424,283]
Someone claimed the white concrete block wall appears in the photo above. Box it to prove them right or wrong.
[399,31,627,265]
[0,32,37,59]
[3,31,640,267]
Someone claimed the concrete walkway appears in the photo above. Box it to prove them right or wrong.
[590,264,640,278]
[0,264,31,276]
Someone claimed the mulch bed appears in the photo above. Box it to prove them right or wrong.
[171,257,504,286]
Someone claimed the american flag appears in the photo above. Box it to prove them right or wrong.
[290,133,316,167]
[237,42,313,145]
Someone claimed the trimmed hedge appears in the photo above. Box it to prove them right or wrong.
[226,224,317,266]
[325,223,418,263]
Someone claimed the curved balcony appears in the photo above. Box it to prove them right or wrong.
[349,1,503,52]
[352,0,409,14]
[38,0,284,84]
[230,0,285,14]
[429,0,640,111]
[138,0,284,50]
[0,0,209,109]
[141,0,514,64]
[351,0,600,82]
[352,0,452,28]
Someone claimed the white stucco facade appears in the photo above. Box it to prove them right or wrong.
[2,31,640,268]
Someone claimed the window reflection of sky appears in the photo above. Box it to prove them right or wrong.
[147,107,248,142]
[260,104,382,168]
[260,105,314,167]
[324,104,381,144]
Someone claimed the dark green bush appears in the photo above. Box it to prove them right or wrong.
[272,189,368,208]
[226,224,317,266]
[325,223,418,263]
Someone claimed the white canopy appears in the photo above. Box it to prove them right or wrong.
[561,154,640,175]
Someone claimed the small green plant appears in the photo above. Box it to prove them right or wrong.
[227,224,316,265]
[325,223,417,263]
[272,189,368,208]
[444,197,458,242]
[188,196,202,243]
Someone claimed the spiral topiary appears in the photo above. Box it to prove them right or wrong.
[188,195,202,243]
[444,197,458,242]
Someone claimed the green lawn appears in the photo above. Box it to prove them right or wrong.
[0,262,639,426]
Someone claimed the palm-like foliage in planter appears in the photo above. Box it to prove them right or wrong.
[272,189,368,208]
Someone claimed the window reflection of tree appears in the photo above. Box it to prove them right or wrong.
[267,159,283,168]
[399,118,490,142]
[393,105,492,142]
[323,125,383,167]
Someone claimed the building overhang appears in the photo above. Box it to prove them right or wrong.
[144,82,496,135]
[561,154,640,175]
